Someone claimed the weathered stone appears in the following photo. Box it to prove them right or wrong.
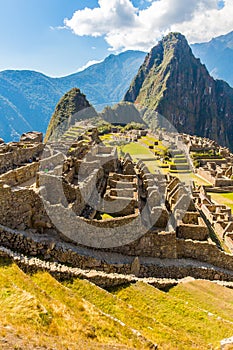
[20,131,43,143]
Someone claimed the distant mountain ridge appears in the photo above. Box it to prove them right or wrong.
[191,31,233,87]
[1,31,233,143]
[0,50,145,142]
[124,32,233,150]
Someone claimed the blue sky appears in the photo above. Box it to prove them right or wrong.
[0,0,109,76]
[0,0,232,77]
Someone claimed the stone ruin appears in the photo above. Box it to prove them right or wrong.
[179,133,233,188]
[193,185,233,253]
[0,129,233,283]
[197,162,233,188]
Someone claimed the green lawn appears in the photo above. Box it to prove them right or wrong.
[119,142,152,157]
[211,192,233,212]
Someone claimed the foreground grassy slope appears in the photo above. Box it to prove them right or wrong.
[169,279,233,323]
[0,257,150,350]
[113,281,233,349]
[1,256,233,349]
[65,279,233,350]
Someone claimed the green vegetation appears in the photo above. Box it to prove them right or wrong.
[66,279,197,349]
[113,281,233,349]
[97,122,112,135]
[45,88,97,142]
[95,212,115,220]
[1,257,233,349]
[122,122,145,131]
[0,258,149,349]
[119,142,152,158]
[211,192,233,212]
[170,280,233,323]
[99,133,113,142]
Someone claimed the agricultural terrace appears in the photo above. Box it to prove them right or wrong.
[100,132,192,177]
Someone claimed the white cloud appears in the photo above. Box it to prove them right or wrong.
[64,0,233,51]
[76,59,104,72]
[64,0,137,37]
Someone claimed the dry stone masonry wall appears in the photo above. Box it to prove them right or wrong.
[0,129,233,283]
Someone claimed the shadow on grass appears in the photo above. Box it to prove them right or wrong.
[0,256,13,267]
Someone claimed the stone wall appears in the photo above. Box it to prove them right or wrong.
[177,239,233,271]
[108,231,177,259]
[0,182,52,231]
[0,143,44,173]
[0,162,39,186]
[84,213,138,228]
[103,196,137,216]
[0,225,233,281]
[197,168,233,187]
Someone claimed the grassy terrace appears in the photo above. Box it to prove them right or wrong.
[101,133,193,175]
[1,257,233,349]
[211,192,233,212]
[0,258,149,350]
[113,281,233,349]
[119,142,163,174]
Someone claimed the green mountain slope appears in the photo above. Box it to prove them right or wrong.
[0,50,145,142]
[124,32,233,150]
[192,31,233,87]
[45,88,98,142]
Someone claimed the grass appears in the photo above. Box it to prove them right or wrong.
[211,192,233,212]
[169,280,233,323]
[119,142,152,158]
[0,258,150,349]
[102,133,190,176]
[113,281,233,349]
[1,257,233,349]
[95,213,115,220]
[140,136,167,153]
[100,134,113,142]
[65,279,195,349]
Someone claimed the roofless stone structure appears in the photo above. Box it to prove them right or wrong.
[0,128,233,284]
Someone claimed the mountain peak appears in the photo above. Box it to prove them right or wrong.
[124,32,193,104]
[45,88,97,142]
[162,32,186,43]
[124,32,233,150]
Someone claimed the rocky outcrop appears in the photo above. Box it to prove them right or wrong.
[100,102,145,126]
[124,32,233,150]
[45,88,98,142]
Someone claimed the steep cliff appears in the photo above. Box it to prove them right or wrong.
[45,88,97,142]
[124,32,233,150]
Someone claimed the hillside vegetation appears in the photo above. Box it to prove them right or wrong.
[0,51,145,142]
[124,32,233,151]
